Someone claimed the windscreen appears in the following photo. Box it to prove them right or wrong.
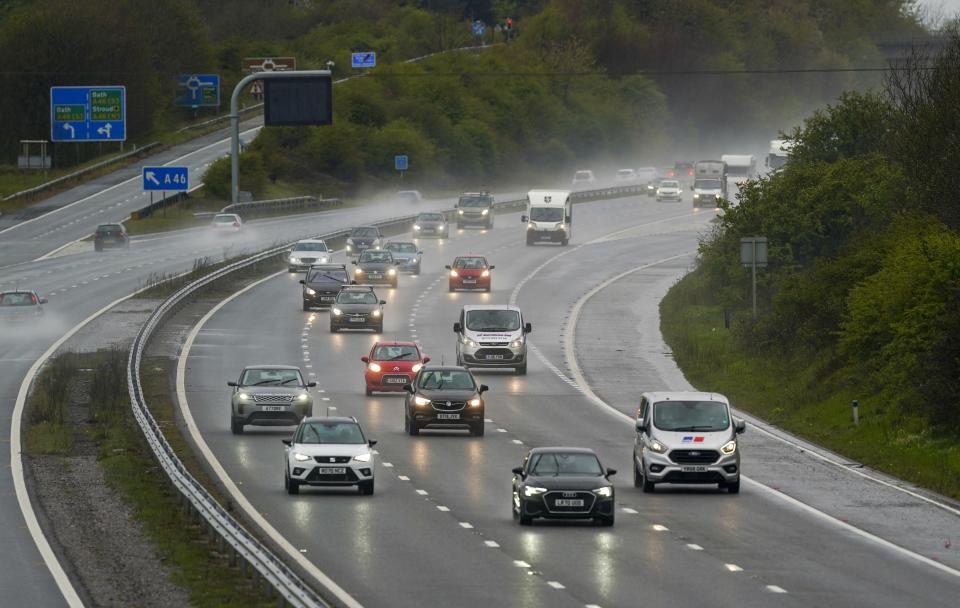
[660,181,679,188]
[360,251,392,263]
[574,171,592,180]
[636,168,657,178]
[465,309,520,332]
[241,368,303,386]
[306,268,348,283]
[372,345,420,361]
[458,196,491,207]
[213,215,237,224]
[653,400,730,432]
[386,243,417,253]
[418,213,443,221]
[0,292,38,306]
[694,179,722,190]
[529,452,603,476]
[294,242,328,252]
[97,225,122,234]
[529,207,563,222]
[351,227,377,237]
[453,257,487,269]
[417,370,475,390]
[298,422,365,445]
[337,291,378,305]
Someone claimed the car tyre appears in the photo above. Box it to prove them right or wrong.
[561,238,569,246]
[725,480,740,494]
[472,421,485,437]
[230,419,244,435]
[413,265,421,276]
[516,363,527,375]
[518,503,533,526]
[302,301,311,312]
[641,467,656,493]
[484,284,491,293]
[598,512,615,527]
[449,284,456,292]
[408,418,420,436]
[375,323,383,334]
[365,386,373,396]
[633,457,642,488]
[330,323,338,333]
[286,472,300,495]
[358,480,375,495]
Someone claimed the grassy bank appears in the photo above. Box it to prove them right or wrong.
[660,269,960,500]
[27,349,274,607]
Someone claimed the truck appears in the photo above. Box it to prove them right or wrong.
[720,154,757,200]
[521,190,572,246]
[692,160,726,208]
[766,139,792,171]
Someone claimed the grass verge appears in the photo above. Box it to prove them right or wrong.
[27,349,275,607]
[660,268,960,501]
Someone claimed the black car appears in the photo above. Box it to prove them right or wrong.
[300,264,349,311]
[94,223,129,251]
[346,226,383,256]
[351,250,398,288]
[512,447,616,526]
[456,192,495,229]
[330,286,385,333]
[403,366,487,436]
[412,212,449,237]
[0,290,46,321]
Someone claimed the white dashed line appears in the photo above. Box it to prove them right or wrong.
[513,560,530,568]
[687,544,704,551]
[496,428,508,433]
[652,524,669,531]
[484,540,499,548]
[459,522,473,529]
[511,439,523,444]
[397,475,410,481]
[547,581,565,590]
[724,564,743,572]
[621,507,638,514]
[416,489,428,496]
[766,585,788,594]
[382,462,393,468]
[437,506,450,512]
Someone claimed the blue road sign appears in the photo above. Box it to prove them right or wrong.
[50,86,126,142]
[395,155,408,171]
[143,166,189,192]
[351,52,376,68]
[472,20,486,36]
[176,74,220,107]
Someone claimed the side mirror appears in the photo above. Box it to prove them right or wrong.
[523,322,533,334]
[306,381,317,388]
[453,322,462,333]
[379,300,386,305]
[368,439,378,447]
[478,384,489,394]
[418,251,423,255]
[735,419,746,434]
[444,265,451,270]
[606,468,617,477]
[402,384,414,393]
[299,280,306,285]
[422,356,431,364]
[635,420,647,433]
[520,215,528,223]
[227,381,238,387]
[512,466,525,476]
[489,265,495,270]
[39,298,48,304]
[351,260,357,264]
[361,356,369,363]
[282,439,292,446]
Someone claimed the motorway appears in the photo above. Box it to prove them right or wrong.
[179,195,960,608]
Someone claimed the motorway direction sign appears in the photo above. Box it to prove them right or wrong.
[176,74,220,107]
[351,52,376,68]
[242,57,296,73]
[143,166,188,191]
[395,155,408,171]
[50,86,126,142]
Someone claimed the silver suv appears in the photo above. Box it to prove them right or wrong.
[633,391,745,493]
[228,365,316,435]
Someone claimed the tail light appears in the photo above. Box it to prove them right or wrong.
[233,221,240,227]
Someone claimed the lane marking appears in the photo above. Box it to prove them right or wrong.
[766,585,788,594]
[725,564,743,572]
[437,506,450,512]
[459,522,474,529]
[416,489,428,495]
[687,544,704,551]
[513,560,530,568]
[398,475,410,481]
[484,540,500,548]
[621,507,638,514]
[547,581,566,590]
[652,524,669,532]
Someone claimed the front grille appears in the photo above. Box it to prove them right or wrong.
[479,342,508,347]
[431,400,466,412]
[345,313,368,320]
[299,257,317,264]
[252,394,294,404]
[313,456,351,464]
[475,348,515,359]
[544,491,597,514]
[670,449,720,464]
[305,467,359,483]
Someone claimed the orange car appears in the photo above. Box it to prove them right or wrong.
[362,341,430,396]
[446,255,494,292]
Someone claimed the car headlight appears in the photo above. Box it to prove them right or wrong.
[557,223,566,231]
[305,288,316,295]
[449,270,459,277]
[481,269,490,277]
[331,308,342,316]
[355,268,363,274]
[353,453,372,463]
[368,362,382,373]
[461,337,476,348]
[318,256,329,263]
[720,440,737,455]
[412,363,423,373]
[293,452,311,462]
[414,396,431,407]
[458,209,464,215]
[523,486,547,497]
[510,338,524,348]
[289,256,300,263]
[371,309,381,317]
[387,268,396,276]
[593,486,613,497]
[693,194,700,199]
[648,439,667,453]
[297,393,309,401]
[481,209,488,215]
[527,223,535,230]
[237,392,249,401]
[469,397,482,407]
[413,224,421,230]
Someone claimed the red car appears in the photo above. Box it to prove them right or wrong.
[362,341,430,396]
[446,255,494,292]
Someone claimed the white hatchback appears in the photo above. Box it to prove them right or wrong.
[283,417,376,495]
[211,213,243,233]
[656,180,682,202]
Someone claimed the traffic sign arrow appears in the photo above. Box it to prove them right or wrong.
[145,171,160,186]
[63,124,75,138]
[97,124,112,137]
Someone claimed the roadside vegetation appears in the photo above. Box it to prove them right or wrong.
[661,33,960,499]
[27,349,275,607]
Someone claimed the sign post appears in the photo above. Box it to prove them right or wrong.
[740,236,768,319]
[50,86,126,142]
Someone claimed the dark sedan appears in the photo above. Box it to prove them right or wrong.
[512,447,616,526]
[345,226,383,256]
[300,264,349,311]
[351,250,398,288]
[403,366,487,436]
[330,286,385,333]
[383,241,423,275]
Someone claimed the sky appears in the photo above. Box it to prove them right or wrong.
[918,0,960,22]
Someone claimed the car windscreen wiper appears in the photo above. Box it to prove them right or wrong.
[280,378,299,385]
[252,380,278,386]
[670,425,718,431]
[388,354,412,360]
[317,274,346,282]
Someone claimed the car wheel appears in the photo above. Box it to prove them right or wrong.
[302,301,310,312]
[413,265,421,276]
[230,419,244,435]
[457,223,463,229]
[725,480,740,494]
[561,238,569,246]
[358,480,375,495]
[408,418,420,436]
[487,220,493,229]
[518,503,533,526]
[472,421,485,437]
[365,386,373,396]
[598,512,615,527]
[288,267,296,273]
[403,412,410,432]
[375,323,383,334]
[516,363,527,375]
[484,284,491,293]
[286,473,300,495]
[94,244,102,252]
[330,323,338,333]
[449,284,456,292]
[641,462,655,493]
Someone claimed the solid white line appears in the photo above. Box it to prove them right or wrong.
[175,269,364,608]
[557,258,960,579]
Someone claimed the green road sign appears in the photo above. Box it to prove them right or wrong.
[90,89,123,121]
[54,104,85,121]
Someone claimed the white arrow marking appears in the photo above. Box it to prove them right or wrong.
[97,124,112,137]
[62,124,75,138]
[145,171,160,186]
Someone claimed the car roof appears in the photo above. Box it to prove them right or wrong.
[453,254,487,259]
[97,223,124,228]
[643,391,729,405]
[242,364,302,371]
[373,341,418,347]
[301,416,359,424]
[0,290,38,296]
[528,446,598,455]
[461,304,519,312]
[339,285,376,291]
[460,191,492,196]
[385,241,417,245]
[351,225,377,230]
[294,238,327,244]
[308,264,346,270]
[420,365,471,372]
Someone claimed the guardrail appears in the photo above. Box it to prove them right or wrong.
[125,182,642,607]
[175,103,264,134]
[2,142,162,203]
[221,196,342,217]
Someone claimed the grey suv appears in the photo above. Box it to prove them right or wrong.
[456,192,495,229]
[228,365,316,435]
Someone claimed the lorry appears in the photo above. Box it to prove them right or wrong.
[720,154,757,200]
[766,139,792,171]
[692,160,727,208]
[521,190,572,246]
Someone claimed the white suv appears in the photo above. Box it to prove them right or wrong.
[283,416,376,495]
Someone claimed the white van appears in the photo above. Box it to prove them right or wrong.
[453,304,532,375]
[521,190,572,246]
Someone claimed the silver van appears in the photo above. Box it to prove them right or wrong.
[633,391,745,493]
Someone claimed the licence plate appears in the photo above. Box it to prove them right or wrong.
[367,273,382,278]
[540,235,552,240]
[349,317,365,323]
[485,354,504,360]
[261,405,286,412]
[682,466,707,472]
[320,296,334,302]
[316,467,346,475]
[437,413,460,420]
[385,377,407,384]
[462,279,477,284]
[555,499,584,507]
